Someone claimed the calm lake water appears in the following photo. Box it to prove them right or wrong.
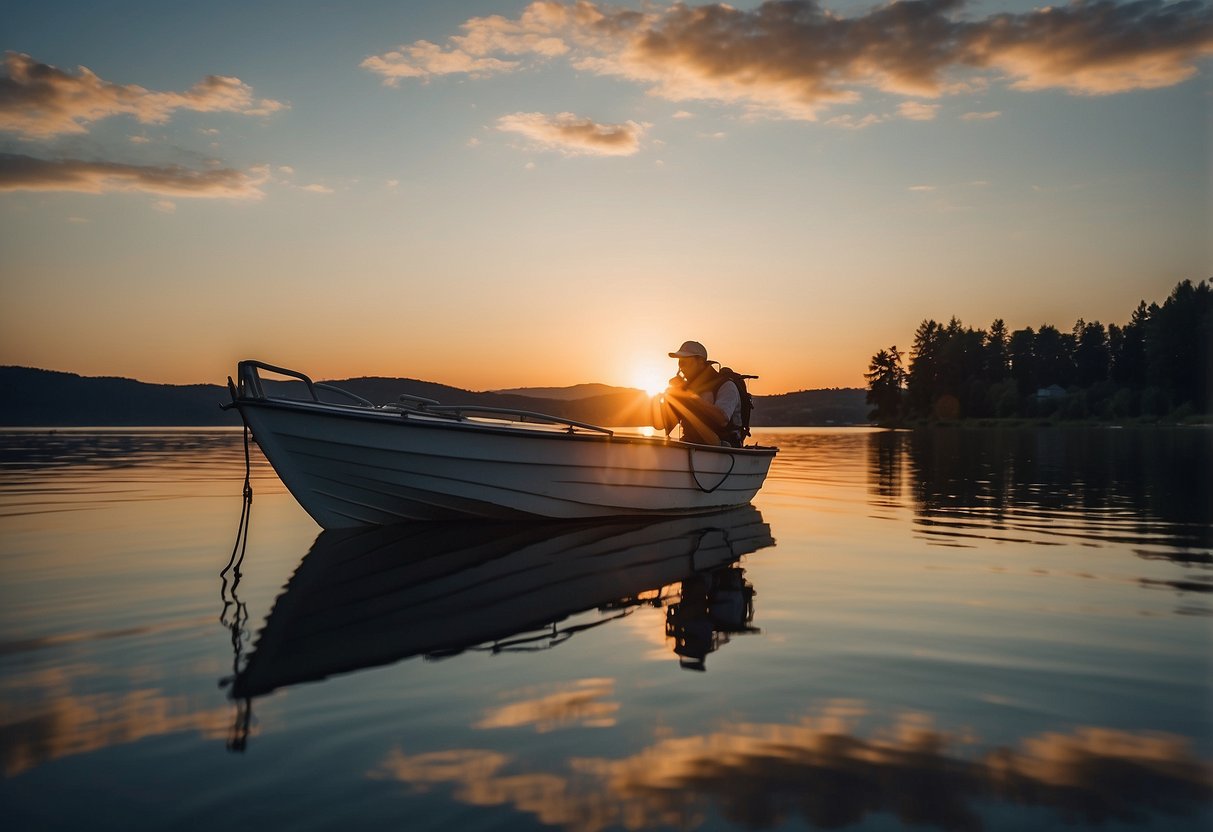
[1,427,1210,831]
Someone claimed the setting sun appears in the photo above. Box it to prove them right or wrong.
[629,360,672,397]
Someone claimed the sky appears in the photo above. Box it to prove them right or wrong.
[1,0,1210,395]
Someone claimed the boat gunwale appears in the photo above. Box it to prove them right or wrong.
[235,396,779,457]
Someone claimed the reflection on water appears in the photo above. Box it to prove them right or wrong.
[1,428,1210,831]
[2,664,232,778]
[372,705,1212,832]
[226,508,773,733]
[868,428,1213,555]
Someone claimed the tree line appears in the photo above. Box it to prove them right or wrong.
[865,279,1212,424]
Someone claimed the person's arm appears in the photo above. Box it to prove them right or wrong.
[651,393,678,433]
[663,386,729,442]
[713,381,740,426]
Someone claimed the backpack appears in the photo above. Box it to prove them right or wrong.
[715,367,756,447]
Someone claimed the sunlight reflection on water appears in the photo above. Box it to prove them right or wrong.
[0,427,1210,831]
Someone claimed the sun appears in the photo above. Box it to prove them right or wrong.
[628,360,671,397]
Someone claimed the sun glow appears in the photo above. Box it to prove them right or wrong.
[629,360,672,397]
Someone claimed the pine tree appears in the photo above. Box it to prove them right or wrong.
[865,346,905,425]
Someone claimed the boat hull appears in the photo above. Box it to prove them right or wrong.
[237,399,776,527]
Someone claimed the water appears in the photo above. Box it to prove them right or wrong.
[1,427,1210,831]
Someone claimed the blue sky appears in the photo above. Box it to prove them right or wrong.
[1,0,1209,393]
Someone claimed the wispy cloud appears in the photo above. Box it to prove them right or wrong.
[0,52,287,139]
[496,111,646,156]
[361,42,520,84]
[363,0,1213,121]
[826,113,888,130]
[299,183,334,194]
[361,2,574,84]
[0,153,268,199]
[898,101,940,121]
[961,110,1002,120]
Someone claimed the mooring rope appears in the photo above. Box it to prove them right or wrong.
[220,424,253,582]
[219,424,254,752]
[687,446,736,493]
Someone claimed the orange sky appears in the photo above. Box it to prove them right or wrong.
[2,1,1209,395]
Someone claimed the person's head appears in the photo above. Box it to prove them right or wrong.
[669,340,709,378]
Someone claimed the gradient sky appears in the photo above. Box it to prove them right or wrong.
[1,0,1210,395]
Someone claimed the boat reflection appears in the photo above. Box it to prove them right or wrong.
[228,507,774,704]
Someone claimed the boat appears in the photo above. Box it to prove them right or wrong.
[228,507,774,700]
[227,360,777,528]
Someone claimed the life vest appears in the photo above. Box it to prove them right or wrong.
[686,365,756,447]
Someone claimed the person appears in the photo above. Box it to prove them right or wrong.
[653,340,742,446]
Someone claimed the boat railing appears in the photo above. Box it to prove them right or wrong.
[236,360,613,435]
[237,360,317,400]
[314,383,374,407]
[406,402,614,436]
[236,361,375,407]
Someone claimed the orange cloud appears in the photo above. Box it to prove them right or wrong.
[360,41,520,83]
[363,0,1213,121]
[362,1,581,84]
[966,0,1213,94]
[899,101,941,120]
[496,111,646,156]
[0,153,268,199]
[0,52,287,139]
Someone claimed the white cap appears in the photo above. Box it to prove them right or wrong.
[669,340,708,359]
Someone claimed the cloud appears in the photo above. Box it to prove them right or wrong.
[361,41,520,84]
[496,111,646,156]
[909,184,937,191]
[961,110,1002,120]
[0,51,287,139]
[363,1,1213,121]
[151,199,176,213]
[826,113,888,130]
[300,183,334,193]
[361,2,575,84]
[0,153,268,199]
[967,0,1213,94]
[898,101,940,121]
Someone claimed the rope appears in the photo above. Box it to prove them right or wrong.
[219,424,254,752]
[220,424,253,582]
[687,446,736,493]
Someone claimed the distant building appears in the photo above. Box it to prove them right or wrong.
[1035,384,1067,400]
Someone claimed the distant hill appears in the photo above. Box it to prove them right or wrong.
[0,366,241,427]
[0,366,869,427]
[492,383,627,400]
[753,388,871,426]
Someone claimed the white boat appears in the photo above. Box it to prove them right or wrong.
[228,360,777,528]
